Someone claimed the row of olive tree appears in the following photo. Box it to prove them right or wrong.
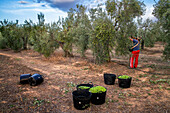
[0,20,23,51]
[0,0,169,63]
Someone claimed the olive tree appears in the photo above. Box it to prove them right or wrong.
[0,19,23,51]
[72,5,92,57]
[106,0,146,55]
[153,0,170,59]
[89,6,115,64]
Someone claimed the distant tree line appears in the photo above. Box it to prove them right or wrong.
[0,0,169,63]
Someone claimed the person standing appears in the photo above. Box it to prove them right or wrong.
[129,36,140,68]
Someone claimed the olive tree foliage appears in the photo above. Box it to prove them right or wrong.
[0,19,35,51]
[105,0,146,55]
[0,24,6,49]
[137,18,159,47]
[89,6,115,64]
[55,5,91,57]
[72,5,92,57]
[57,9,75,57]
[22,19,34,50]
[0,31,6,49]
[0,19,23,51]
[153,0,170,59]
[30,13,59,57]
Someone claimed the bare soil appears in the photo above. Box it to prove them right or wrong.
[0,42,170,113]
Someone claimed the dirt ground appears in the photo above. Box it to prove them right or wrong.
[0,42,170,113]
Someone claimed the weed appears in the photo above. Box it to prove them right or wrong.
[61,88,69,94]
[64,89,69,94]
[66,82,76,88]
[124,102,132,106]
[118,92,125,99]
[128,93,133,97]
[148,93,152,96]
[9,105,15,108]
[114,89,118,93]
[19,87,22,92]
[149,79,157,84]
[144,74,148,77]
[156,79,169,84]
[136,78,140,81]
[83,67,89,70]
[159,85,163,89]
[106,98,110,104]
[23,97,27,101]
[33,98,44,107]
[166,88,170,90]
[46,100,50,103]
[48,82,51,85]
[147,64,156,68]
[146,89,150,91]
[118,105,123,109]
[139,74,148,78]
[15,58,21,61]
[111,99,119,103]
[151,75,158,78]
[150,79,170,84]
[139,75,143,78]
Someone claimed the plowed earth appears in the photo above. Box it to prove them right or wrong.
[0,42,169,113]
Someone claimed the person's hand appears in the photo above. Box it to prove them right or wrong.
[129,37,133,41]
